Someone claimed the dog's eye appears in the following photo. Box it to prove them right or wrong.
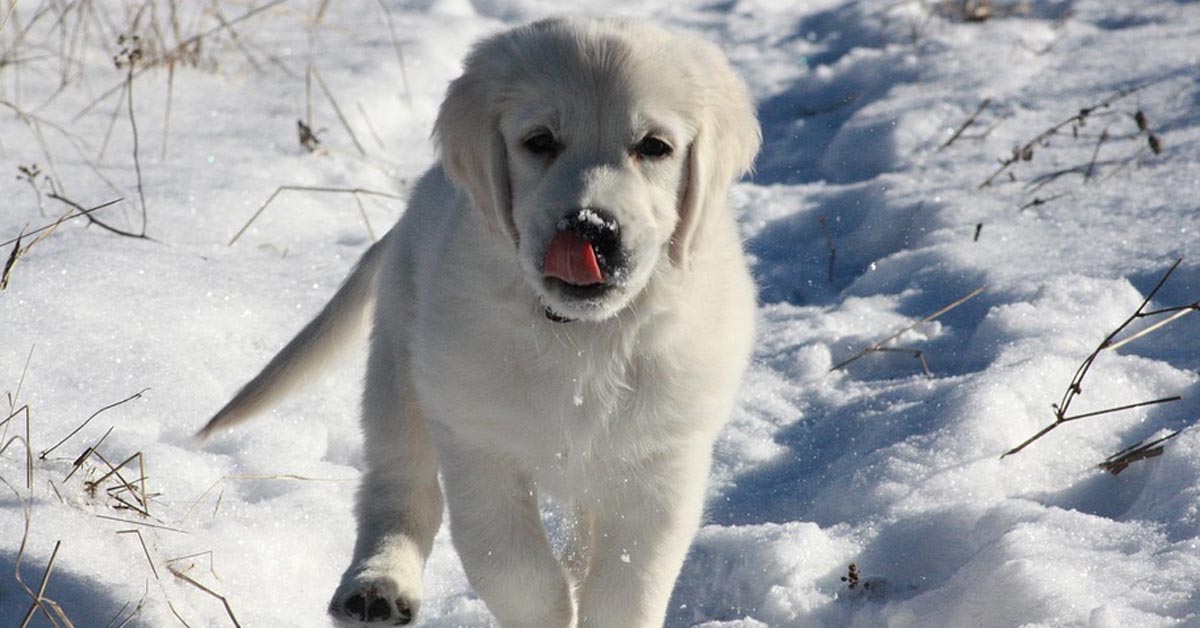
[634,136,672,159]
[523,132,560,156]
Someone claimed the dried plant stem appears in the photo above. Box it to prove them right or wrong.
[0,405,34,490]
[1082,126,1109,182]
[310,65,366,156]
[210,0,265,74]
[1106,304,1199,351]
[357,101,386,150]
[119,523,194,628]
[1,99,125,197]
[65,426,114,482]
[48,192,147,240]
[1018,193,1065,212]
[161,62,175,160]
[1100,429,1183,475]
[168,564,244,628]
[939,98,991,151]
[1,2,18,35]
[1002,259,1191,457]
[124,61,149,236]
[106,584,148,628]
[97,81,127,161]
[831,286,986,376]
[3,231,25,290]
[228,185,398,246]
[20,541,67,628]
[94,514,187,534]
[979,84,1150,188]
[117,529,159,579]
[375,0,413,109]
[3,203,73,290]
[74,0,288,121]
[88,450,152,515]
[40,388,148,460]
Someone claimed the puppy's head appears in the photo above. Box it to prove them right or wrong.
[435,17,760,322]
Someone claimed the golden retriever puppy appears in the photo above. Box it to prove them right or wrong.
[200,16,760,628]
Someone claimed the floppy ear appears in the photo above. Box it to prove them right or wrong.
[670,44,761,268]
[434,57,518,246]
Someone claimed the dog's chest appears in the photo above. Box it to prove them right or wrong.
[414,311,666,485]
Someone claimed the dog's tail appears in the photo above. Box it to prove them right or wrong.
[196,233,392,439]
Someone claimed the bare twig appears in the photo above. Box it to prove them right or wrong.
[939,98,991,151]
[47,192,148,241]
[1002,259,1193,457]
[115,34,149,236]
[1018,193,1065,212]
[979,84,1153,188]
[831,286,986,376]
[873,346,933,377]
[1083,126,1110,182]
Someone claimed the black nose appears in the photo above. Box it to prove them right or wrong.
[557,208,624,277]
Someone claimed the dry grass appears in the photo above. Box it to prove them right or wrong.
[0,2,393,625]
[228,185,399,246]
[1099,429,1183,475]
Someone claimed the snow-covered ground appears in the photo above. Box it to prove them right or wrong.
[2,1,1199,626]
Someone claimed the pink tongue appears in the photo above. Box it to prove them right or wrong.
[544,231,605,286]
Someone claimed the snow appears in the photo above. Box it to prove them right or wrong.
[2,0,1199,626]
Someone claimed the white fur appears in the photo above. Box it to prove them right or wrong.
[201,16,760,628]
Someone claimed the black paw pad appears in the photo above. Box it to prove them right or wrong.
[344,594,367,620]
[366,597,391,621]
[395,599,414,625]
[336,592,417,625]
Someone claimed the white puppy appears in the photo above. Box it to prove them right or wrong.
[200,16,760,628]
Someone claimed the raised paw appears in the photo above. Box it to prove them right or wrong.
[330,577,418,626]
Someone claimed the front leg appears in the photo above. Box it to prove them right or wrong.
[576,446,712,628]
[330,333,444,626]
[438,438,575,628]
